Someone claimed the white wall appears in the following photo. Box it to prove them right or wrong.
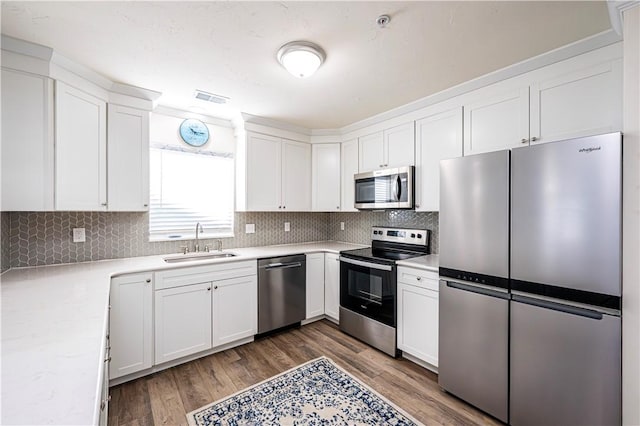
[622,5,640,426]
[150,111,235,154]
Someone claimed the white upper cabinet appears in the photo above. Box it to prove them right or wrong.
[358,131,384,171]
[415,107,463,211]
[385,122,415,168]
[341,139,359,212]
[358,122,415,172]
[463,86,530,156]
[529,59,623,145]
[107,105,150,211]
[246,132,282,211]
[244,132,311,211]
[55,81,107,211]
[464,50,622,155]
[1,68,54,211]
[312,143,341,211]
[282,139,311,211]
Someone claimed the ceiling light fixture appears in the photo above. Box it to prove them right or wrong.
[277,41,326,78]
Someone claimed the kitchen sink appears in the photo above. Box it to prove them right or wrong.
[163,252,237,263]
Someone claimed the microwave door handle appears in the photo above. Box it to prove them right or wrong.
[394,175,401,201]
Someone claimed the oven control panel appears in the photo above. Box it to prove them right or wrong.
[371,226,428,246]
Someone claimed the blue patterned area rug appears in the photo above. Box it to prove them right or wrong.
[187,356,423,426]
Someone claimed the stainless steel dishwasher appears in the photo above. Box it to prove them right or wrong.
[257,254,306,334]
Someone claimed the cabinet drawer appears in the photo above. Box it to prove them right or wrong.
[155,260,256,290]
[397,266,439,291]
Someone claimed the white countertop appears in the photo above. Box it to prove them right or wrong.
[0,241,364,426]
[396,254,439,272]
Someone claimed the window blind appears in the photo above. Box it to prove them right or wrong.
[149,146,234,241]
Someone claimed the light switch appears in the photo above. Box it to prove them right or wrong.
[340,222,345,231]
[284,222,290,232]
[73,228,86,243]
[245,224,256,234]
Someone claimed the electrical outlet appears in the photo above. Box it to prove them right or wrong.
[72,228,86,243]
[340,222,345,231]
[245,224,255,234]
[284,222,290,232]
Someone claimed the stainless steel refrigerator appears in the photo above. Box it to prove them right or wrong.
[438,132,622,425]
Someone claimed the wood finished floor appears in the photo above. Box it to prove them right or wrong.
[108,320,502,426]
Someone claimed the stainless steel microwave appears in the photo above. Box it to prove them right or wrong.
[354,166,414,210]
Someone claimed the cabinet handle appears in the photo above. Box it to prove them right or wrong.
[336,206,340,210]
[521,138,528,144]
[416,277,422,281]
[531,136,538,142]
[145,278,151,283]
[143,204,148,207]
[379,164,384,168]
[283,206,286,209]
[101,202,107,206]
[278,206,282,209]
[415,204,420,208]
[207,287,211,291]
[214,285,218,290]
[104,356,111,363]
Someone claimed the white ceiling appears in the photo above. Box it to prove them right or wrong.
[1,1,611,129]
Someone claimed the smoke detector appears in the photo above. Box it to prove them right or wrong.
[376,15,390,28]
[194,90,230,104]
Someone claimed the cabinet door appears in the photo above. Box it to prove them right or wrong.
[282,139,311,211]
[463,87,529,155]
[341,139,359,212]
[312,143,341,211]
[213,275,257,347]
[246,133,281,211]
[397,283,439,367]
[415,107,463,211]
[306,253,325,319]
[109,273,153,379]
[324,253,340,321]
[384,122,415,168]
[530,59,622,144]
[1,68,54,211]
[55,81,107,210]
[107,104,150,211]
[358,131,384,172]
[155,282,212,364]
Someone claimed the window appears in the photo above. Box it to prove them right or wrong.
[149,144,234,241]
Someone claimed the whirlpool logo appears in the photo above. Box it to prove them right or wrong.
[578,146,601,153]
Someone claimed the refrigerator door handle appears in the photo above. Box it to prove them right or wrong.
[445,281,510,300]
[512,294,603,320]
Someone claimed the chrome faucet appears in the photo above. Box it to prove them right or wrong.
[194,222,204,252]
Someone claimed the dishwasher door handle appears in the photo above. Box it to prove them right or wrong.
[263,262,303,270]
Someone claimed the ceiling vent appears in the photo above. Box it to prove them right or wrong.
[194,90,230,104]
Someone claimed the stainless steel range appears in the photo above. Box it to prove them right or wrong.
[339,226,430,357]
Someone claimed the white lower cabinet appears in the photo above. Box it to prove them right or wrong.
[306,253,325,319]
[152,260,257,366]
[397,267,439,369]
[109,273,153,379]
[212,275,257,347]
[324,253,341,321]
[154,282,213,364]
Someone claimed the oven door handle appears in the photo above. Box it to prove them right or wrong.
[339,256,393,271]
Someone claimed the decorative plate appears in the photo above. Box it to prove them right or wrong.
[179,118,210,147]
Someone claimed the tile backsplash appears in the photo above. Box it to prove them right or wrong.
[1,210,438,269]
[329,210,439,253]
